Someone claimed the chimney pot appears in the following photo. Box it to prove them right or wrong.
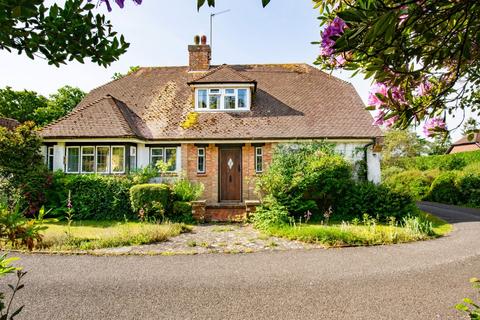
[194,35,200,45]
[201,35,207,45]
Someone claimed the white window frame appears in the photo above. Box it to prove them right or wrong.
[66,146,80,174]
[47,146,54,171]
[130,146,137,171]
[110,146,126,174]
[80,146,96,174]
[96,146,110,174]
[255,146,263,173]
[197,147,206,174]
[195,87,251,111]
[150,147,164,167]
[150,147,177,173]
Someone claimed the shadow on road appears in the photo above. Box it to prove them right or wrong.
[418,201,480,224]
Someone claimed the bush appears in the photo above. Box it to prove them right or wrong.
[456,173,480,207]
[45,172,134,220]
[397,150,480,171]
[336,182,416,221]
[252,196,290,230]
[172,179,204,202]
[426,172,461,204]
[383,169,439,200]
[129,184,171,220]
[171,201,195,224]
[256,142,351,217]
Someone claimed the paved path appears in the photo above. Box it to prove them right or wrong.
[2,202,480,319]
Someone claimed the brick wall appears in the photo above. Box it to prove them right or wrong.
[188,45,211,71]
[181,143,274,204]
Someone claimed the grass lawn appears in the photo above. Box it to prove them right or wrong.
[37,221,191,251]
[263,212,452,247]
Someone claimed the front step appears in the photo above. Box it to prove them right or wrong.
[191,200,260,222]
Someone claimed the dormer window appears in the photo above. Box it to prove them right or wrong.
[195,87,251,111]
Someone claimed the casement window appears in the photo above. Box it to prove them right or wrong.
[255,147,263,173]
[96,146,110,174]
[66,147,80,173]
[47,147,54,171]
[150,147,177,172]
[197,147,206,173]
[111,146,125,173]
[195,88,250,111]
[130,146,137,171]
[81,146,95,173]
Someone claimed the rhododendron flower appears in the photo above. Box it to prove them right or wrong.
[88,0,142,12]
[334,55,346,66]
[423,117,447,137]
[384,115,399,129]
[320,17,347,57]
[368,82,388,107]
[416,80,432,96]
[372,109,386,126]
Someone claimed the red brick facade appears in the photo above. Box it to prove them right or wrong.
[182,143,273,205]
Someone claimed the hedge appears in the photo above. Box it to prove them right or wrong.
[396,150,480,171]
[45,172,135,220]
[129,184,171,219]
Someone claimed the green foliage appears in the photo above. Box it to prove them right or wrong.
[0,86,85,126]
[0,0,129,67]
[336,182,416,221]
[457,173,480,207]
[381,130,427,167]
[129,166,159,184]
[45,172,135,220]
[251,196,290,230]
[383,169,439,200]
[426,172,461,204]
[172,201,195,224]
[129,184,171,220]
[456,278,480,319]
[0,122,49,214]
[315,0,480,131]
[256,141,350,216]
[171,179,204,202]
[396,151,480,171]
[0,254,25,320]
[112,66,140,80]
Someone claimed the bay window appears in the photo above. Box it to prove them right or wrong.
[65,145,127,174]
[81,146,95,173]
[195,88,250,111]
[96,146,110,173]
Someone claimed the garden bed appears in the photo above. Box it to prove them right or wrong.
[31,221,191,251]
[261,212,452,247]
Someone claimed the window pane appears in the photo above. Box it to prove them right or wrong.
[67,148,79,173]
[111,147,125,173]
[130,147,137,171]
[255,147,263,172]
[197,148,205,173]
[224,95,236,109]
[238,89,248,109]
[165,148,177,171]
[47,147,54,171]
[151,148,163,167]
[225,89,235,95]
[209,95,220,109]
[96,147,110,173]
[81,147,95,173]
[197,90,207,109]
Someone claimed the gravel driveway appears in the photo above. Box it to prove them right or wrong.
[1,202,479,320]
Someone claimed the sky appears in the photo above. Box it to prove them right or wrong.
[0,0,475,140]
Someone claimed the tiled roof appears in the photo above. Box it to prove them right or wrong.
[0,117,20,130]
[452,133,480,146]
[40,64,382,140]
[189,64,256,84]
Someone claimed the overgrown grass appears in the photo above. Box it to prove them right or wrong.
[263,212,451,247]
[36,221,191,251]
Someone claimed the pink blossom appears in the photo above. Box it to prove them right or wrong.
[372,109,386,126]
[320,17,347,57]
[334,55,346,66]
[398,6,408,25]
[416,80,432,96]
[368,82,388,107]
[423,117,447,137]
[384,115,399,129]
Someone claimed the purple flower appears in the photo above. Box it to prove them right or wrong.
[88,0,142,12]
[423,117,447,137]
[384,115,399,129]
[368,82,388,107]
[372,109,386,126]
[320,17,347,57]
[416,80,432,96]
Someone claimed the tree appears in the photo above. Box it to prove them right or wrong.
[0,86,85,126]
[426,134,451,155]
[381,129,427,166]
[112,66,141,80]
[34,86,86,125]
[0,0,138,66]
[0,87,48,123]
[461,117,479,137]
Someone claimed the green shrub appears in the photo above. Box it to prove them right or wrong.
[426,171,461,204]
[397,150,480,171]
[45,172,134,220]
[381,165,404,180]
[129,184,171,220]
[171,201,195,224]
[256,142,351,217]
[383,169,439,200]
[336,182,416,221]
[457,173,480,207]
[172,179,204,202]
[252,196,290,230]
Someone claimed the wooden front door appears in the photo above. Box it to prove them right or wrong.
[219,147,242,202]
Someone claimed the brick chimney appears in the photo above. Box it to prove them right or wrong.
[188,35,211,72]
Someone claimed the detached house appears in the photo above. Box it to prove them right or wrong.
[40,36,382,218]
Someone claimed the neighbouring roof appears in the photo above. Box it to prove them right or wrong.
[446,133,480,153]
[40,63,382,141]
[0,117,20,130]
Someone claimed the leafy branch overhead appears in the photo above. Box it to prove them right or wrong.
[196,0,271,10]
[0,0,130,66]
